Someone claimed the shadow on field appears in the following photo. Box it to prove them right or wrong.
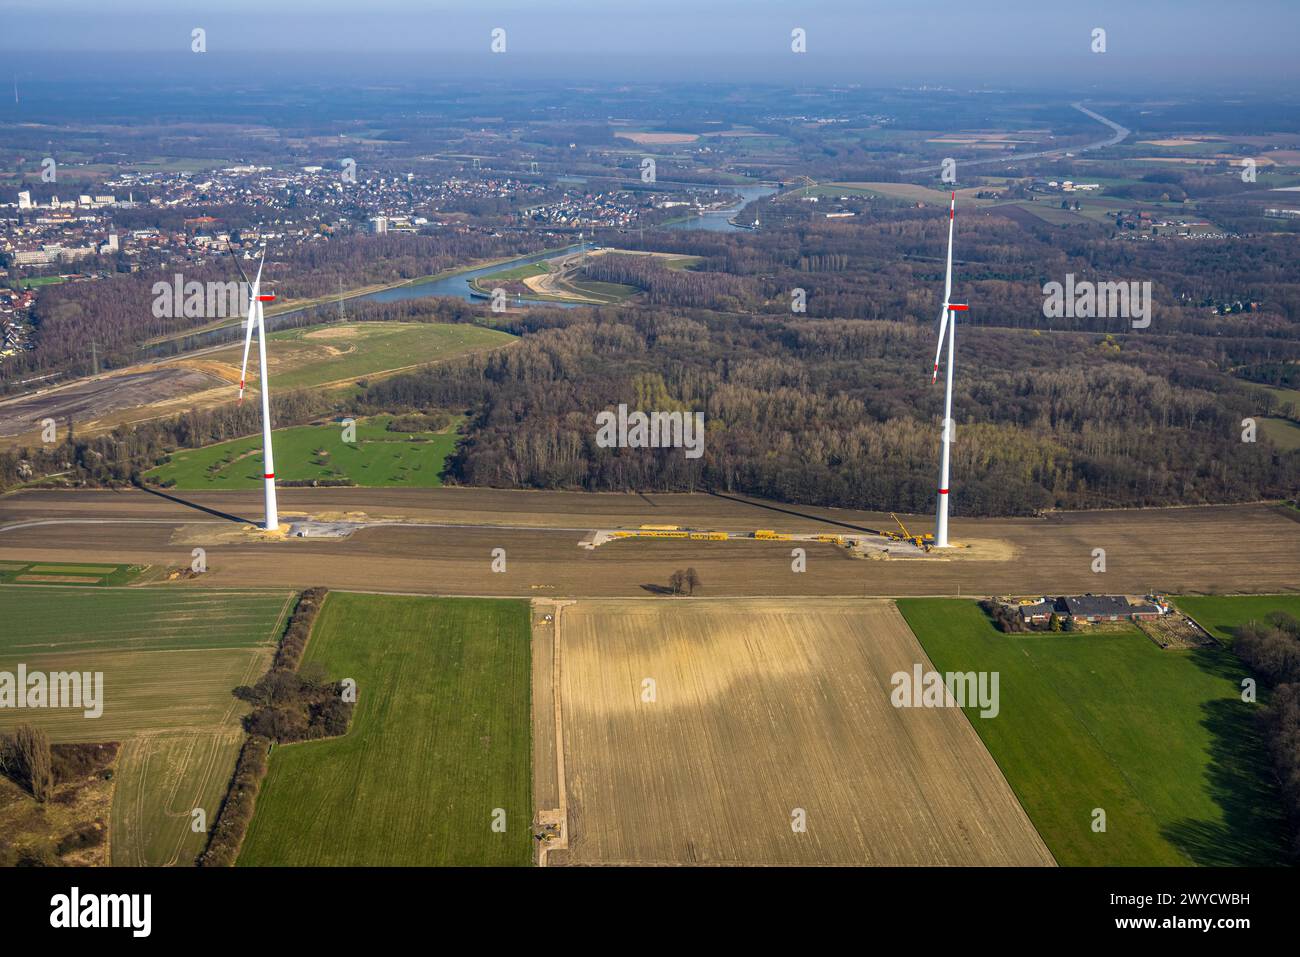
[706,490,878,533]
[1160,671,1288,866]
[133,482,256,526]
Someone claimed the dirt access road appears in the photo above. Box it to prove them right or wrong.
[1,488,1296,598]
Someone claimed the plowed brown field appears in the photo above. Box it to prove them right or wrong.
[544,598,1054,866]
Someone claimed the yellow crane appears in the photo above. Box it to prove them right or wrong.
[889,513,934,550]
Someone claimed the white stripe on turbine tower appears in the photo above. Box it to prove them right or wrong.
[931,191,967,548]
[237,253,279,531]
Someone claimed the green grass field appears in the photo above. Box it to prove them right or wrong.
[239,594,532,866]
[0,587,293,653]
[1175,595,1300,644]
[209,321,513,391]
[0,560,145,587]
[1260,417,1300,451]
[0,586,291,866]
[144,415,461,490]
[897,598,1288,866]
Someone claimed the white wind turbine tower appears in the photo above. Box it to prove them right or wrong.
[931,191,967,548]
[236,251,279,531]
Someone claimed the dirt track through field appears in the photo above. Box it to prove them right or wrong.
[2,489,1296,599]
[547,598,1054,866]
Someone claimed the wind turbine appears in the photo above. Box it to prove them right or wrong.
[234,250,279,531]
[931,191,967,548]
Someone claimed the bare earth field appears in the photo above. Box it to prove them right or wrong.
[0,367,227,444]
[1,488,1296,598]
[543,598,1053,865]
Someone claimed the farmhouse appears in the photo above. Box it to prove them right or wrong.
[1015,595,1166,627]
[1061,595,1163,623]
[1018,599,1056,626]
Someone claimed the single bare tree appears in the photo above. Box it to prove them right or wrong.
[5,725,54,802]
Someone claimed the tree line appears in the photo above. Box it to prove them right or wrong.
[1232,612,1300,858]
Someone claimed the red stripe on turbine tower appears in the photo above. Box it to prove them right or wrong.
[264,473,275,479]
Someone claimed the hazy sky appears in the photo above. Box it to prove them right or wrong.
[2,0,1295,88]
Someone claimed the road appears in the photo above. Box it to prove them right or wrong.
[900,103,1131,175]
[1,487,1296,599]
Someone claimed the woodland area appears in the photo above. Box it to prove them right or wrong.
[1233,612,1300,857]
[357,303,1296,515]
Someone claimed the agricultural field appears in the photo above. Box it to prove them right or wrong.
[549,598,1053,866]
[0,586,291,866]
[1260,417,1300,451]
[202,320,514,391]
[144,414,462,490]
[1174,595,1300,644]
[897,598,1288,866]
[110,729,246,866]
[238,593,532,866]
[0,560,145,587]
[0,586,294,653]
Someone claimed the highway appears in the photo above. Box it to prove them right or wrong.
[900,103,1131,175]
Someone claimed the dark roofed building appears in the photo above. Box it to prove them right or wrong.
[1018,600,1057,625]
[1061,595,1163,623]
[1062,595,1130,621]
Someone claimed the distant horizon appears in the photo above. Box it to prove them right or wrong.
[3,0,1298,90]
[2,51,1295,98]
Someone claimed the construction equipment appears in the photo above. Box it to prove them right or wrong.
[888,513,934,551]
[754,529,792,541]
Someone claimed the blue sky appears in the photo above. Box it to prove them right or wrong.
[2,0,1294,87]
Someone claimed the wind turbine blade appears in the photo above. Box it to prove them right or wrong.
[237,255,265,403]
[931,191,957,382]
[932,305,950,383]
[943,191,956,304]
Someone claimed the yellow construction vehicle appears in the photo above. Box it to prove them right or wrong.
[889,513,934,551]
